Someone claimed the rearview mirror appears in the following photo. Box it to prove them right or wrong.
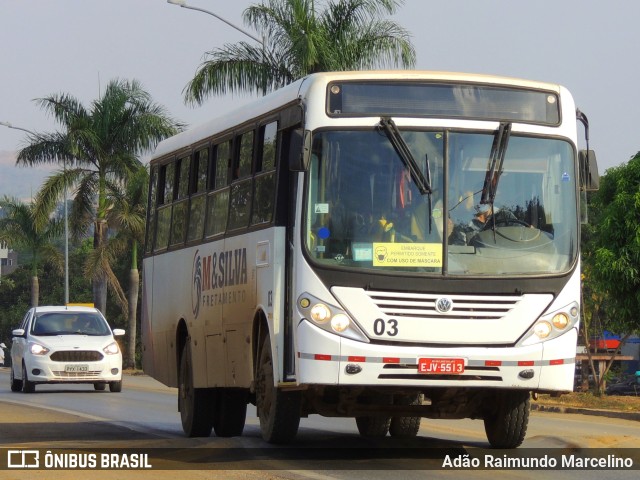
[112,329,125,337]
[11,328,25,338]
[579,149,599,191]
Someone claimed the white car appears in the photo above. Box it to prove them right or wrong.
[10,305,125,393]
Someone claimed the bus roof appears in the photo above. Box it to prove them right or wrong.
[150,70,564,162]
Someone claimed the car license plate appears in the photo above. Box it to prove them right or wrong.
[418,358,465,374]
[65,364,89,373]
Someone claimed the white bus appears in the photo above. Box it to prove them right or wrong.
[142,71,599,448]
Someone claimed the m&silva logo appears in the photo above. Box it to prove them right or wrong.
[192,250,202,318]
[191,247,249,319]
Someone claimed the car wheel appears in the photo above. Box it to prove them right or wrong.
[21,363,36,393]
[10,366,23,392]
[94,383,107,391]
[109,380,123,393]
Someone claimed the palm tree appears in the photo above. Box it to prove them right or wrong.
[0,197,63,307]
[184,0,415,104]
[16,79,183,312]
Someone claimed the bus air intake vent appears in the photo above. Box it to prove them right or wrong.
[364,291,521,321]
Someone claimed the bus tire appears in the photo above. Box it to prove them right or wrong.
[255,335,301,444]
[389,394,422,438]
[483,390,530,448]
[179,341,215,437]
[213,388,247,437]
[355,415,391,438]
[94,383,107,391]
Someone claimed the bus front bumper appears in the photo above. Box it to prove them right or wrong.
[296,320,577,391]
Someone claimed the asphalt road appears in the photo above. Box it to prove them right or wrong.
[1,368,639,480]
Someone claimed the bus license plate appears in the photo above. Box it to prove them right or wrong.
[65,364,89,373]
[418,358,464,374]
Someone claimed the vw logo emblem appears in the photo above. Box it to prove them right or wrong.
[435,297,453,313]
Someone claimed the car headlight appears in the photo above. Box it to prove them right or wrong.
[103,342,120,355]
[30,343,50,355]
[298,294,368,342]
[517,302,579,347]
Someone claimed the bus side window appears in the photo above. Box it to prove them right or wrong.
[228,130,255,230]
[205,141,231,237]
[187,147,209,242]
[145,165,158,253]
[170,155,191,246]
[236,130,254,179]
[155,162,174,251]
[252,122,278,226]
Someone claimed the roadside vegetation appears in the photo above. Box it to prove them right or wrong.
[535,392,640,412]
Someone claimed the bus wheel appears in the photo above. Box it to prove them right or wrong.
[255,335,301,444]
[389,394,422,438]
[213,388,247,437]
[483,390,530,448]
[179,341,215,437]
[355,415,391,438]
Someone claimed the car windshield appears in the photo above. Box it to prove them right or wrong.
[31,312,111,336]
[305,129,578,275]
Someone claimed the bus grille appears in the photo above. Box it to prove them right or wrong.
[50,351,104,362]
[364,291,521,321]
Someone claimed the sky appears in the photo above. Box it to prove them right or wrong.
[1,0,639,199]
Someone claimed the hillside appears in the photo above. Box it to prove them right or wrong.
[0,150,54,201]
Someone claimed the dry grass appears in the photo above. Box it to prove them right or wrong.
[534,392,640,412]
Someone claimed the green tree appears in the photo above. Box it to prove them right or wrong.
[16,79,183,313]
[584,153,640,392]
[184,0,416,104]
[0,197,63,307]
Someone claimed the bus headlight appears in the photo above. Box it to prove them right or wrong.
[298,294,368,342]
[552,313,569,330]
[331,314,350,333]
[533,321,552,339]
[310,304,331,324]
[517,302,579,347]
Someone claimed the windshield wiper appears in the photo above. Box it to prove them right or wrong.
[480,122,511,206]
[480,122,512,237]
[379,117,434,233]
[379,117,432,195]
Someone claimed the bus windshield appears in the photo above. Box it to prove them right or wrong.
[305,129,578,275]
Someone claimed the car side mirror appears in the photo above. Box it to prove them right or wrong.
[112,329,125,337]
[11,328,25,338]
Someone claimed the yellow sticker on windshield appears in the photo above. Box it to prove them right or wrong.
[372,243,442,267]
